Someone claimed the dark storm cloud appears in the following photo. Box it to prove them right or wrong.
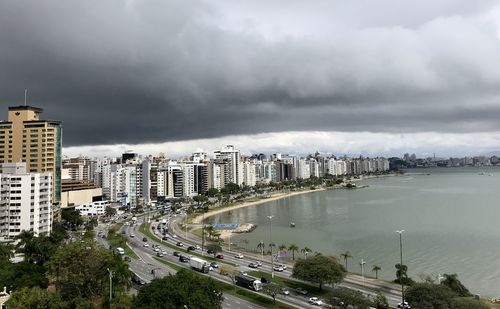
[1,0,500,146]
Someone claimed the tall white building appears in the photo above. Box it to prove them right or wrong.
[214,145,242,186]
[297,159,311,179]
[0,163,52,242]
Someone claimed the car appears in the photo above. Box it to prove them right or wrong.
[151,226,155,230]
[179,255,189,263]
[120,230,126,234]
[234,253,244,259]
[132,275,146,286]
[142,237,148,242]
[187,246,196,251]
[210,262,219,269]
[154,247,160,252]
[397,302,411,309]
[172,234,177,238]
[207,249,215,254]
[195,245,201,250]
[124,256,132,262]
[273,265,284,272]
[277,264,287,270]
[161,250,167,255]
[280,288,290,295]
[248,262,259,268]
[256,261,262,267]
[156,252,164,257]
[143,243,149,247]
[130,233,135,237]
[295,287,308,295]
[176,242,183,247]
[173,251,181,257]
[216,254,224,259]
[309,297,323,306]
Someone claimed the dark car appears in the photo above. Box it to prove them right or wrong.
[179,255,189,263]
[173,251,181,257]
[216,254,224,259]
[187,246,196,252]
[207,249,215,254]
[151,226,155,230]
[142,237,148,242]
[124,256,132,262]
[210,262,219,269]
[132,275,146,286]
[295,287,308,295]
[162,236,168,241]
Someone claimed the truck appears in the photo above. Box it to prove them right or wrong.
[189,257,210,273]
[235,274,262,291]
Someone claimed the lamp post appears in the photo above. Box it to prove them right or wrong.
[185,213,188,240]
[106,268,113,304]
[201,210,205,257]
[396,229,405,307]
[267,215,275,278]
[360,259,366,282]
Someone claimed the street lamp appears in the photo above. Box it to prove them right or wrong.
[360,259,366,282]
[267,215,275,278]
[106,268,113,304]
[396,229,405,307]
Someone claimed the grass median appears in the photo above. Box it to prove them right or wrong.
[248,271,329,297]
[107,224,139,259]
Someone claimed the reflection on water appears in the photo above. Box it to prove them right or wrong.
[209,167,500,297]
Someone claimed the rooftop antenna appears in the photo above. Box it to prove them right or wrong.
[24,89,28,106]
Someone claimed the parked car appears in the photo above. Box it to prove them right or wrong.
[234,253,244,259]
[296,287,308,295]
[309,297,323,306]
[216,254,224,259]
[176,242,183,247]
[130,233,135,238]
[248,262,259,268]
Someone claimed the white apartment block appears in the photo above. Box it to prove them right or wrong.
[242,161,256,187]
[297,159,311,179]
[75,201,110,217]
[0,163,52,242]
[214,145,242,186]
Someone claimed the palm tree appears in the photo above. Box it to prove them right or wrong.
[340,251,353,272]
[288,244,299,260]
[301,246,311,259]
[240,239,249,251]
[278,244,287,252]
[257,241,265,258]
[372,265,381,279]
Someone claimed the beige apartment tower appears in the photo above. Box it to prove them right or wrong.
[0,106,62,203]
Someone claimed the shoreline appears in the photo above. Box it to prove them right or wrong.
[192,187,326,225]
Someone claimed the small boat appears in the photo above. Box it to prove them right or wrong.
[290,222,295,228]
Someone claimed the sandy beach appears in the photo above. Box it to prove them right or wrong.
[192,187,326,224]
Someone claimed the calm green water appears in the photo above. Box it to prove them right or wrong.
[209,167,500,297]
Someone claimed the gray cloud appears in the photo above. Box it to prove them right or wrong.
[1,0,500,147]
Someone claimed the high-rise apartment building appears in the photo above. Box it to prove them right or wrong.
[0,106,62,203]
[0,163,52,242]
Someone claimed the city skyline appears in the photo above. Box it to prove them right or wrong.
[2,1,500,157]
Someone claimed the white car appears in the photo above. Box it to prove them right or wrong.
[309,297,323,306]
[234,253,244,259]
[277,264,287,270]
[130,234,135,238]
[273,266,284,272]
[397,302,411,309]
[154,247,160,252]
[195,245,201,250]
[143,243,149,247]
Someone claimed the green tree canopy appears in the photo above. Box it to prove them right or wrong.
[105,206,117,217]
[405,283,456,309]
[441,273,471,297]
[61,209,84,230]
[327,287,374,309]
[6,286,67,309]
[292,254,346,289]
[449,297,489,309]
[206,188,219,197]
[134,269,223,309]
[262,283,282,302]
[47,240,131,301]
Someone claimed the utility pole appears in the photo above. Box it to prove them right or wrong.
[396,229,405,307]
[267,215,275,278]
[107,268,113,305]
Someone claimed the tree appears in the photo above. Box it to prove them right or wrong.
[206,243,222,258]
[47,239,131,302]
[405,283,456,309]
[394,263,414,285]
[278,244,287,253]
[449,298,489,309]
[134,269,223,309]
[6,287,67,309]
[221,182,240,195]
[257,241,265,256]
[219,265,239,284]
[61,209,83,230]
[206,188,219,197]
[288,244,299,260]
[340,251,353,272]
[193,194,209,207]
[372,265,381,279]
[292,254,346,289]
[373,292,389,309]
[105,206,117,217]
[301,246,312,259]
[262,283,282,302]
[441,273,471,297]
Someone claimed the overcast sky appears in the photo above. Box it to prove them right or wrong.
[2,0,500,158]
